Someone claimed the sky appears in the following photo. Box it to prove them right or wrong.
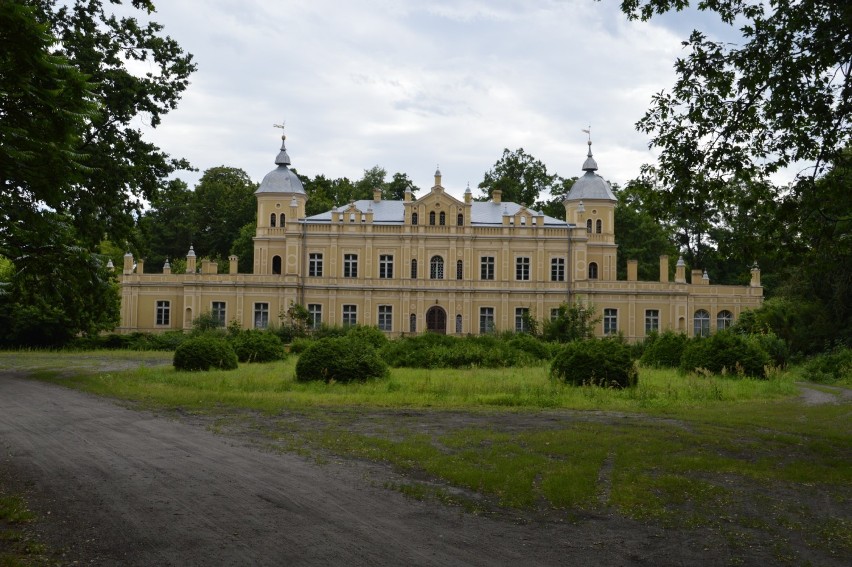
[127,0,743,201]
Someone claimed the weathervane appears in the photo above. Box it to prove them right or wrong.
[273,121,286,138]
[581,125,591,143]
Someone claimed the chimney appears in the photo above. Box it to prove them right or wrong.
[464,184,472,204]
[659,255,669,283]
[136,258,144,274]
[123,252,134,275]
[229,255,238,275]
[373,188,381,203]
[404,188,412,202]
[434,167,442,187]
[627,260,638,282]
[163,259,171,275]
[750,263,761,287]
[186,246,196,273]
[493,189,502,204]
[691,269,703,285]
[675,256,686,283]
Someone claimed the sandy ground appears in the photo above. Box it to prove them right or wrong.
[0,362,848,566]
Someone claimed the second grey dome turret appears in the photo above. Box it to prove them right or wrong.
[256,135,306,195]
[564,141,616,202]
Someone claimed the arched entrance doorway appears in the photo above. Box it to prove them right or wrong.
[426,306,446,334]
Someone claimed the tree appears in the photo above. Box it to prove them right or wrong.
[613,181,678,281]
[385,172,420,200]
[192,167,257,261]
[354,165,387,201]
[0,1,194,345]
[477,148,558,207]
[535,176,577,220]
[136,179,195,270]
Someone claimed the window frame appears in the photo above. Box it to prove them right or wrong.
[645,309,660,334]
[343,253,358,278]
[515,307,530,333]
[515,256,530,281]
[430,255,444,279]
[308,252,323,277]
[211,301,226,327]
[694,309,710,337]
[480,256,495,280]
[342,304,357,327]
[307,304,322,329]
[550,257,565,282]
[479,307,495,334]
[603,308,618,335]
[588,262,598,280]
[254,302,270,329]
[379,254,394,279]
[377,305,393,331]
[717,310,733,330]
[155,300,170,326]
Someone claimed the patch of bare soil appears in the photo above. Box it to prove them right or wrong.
[0,361,849,566]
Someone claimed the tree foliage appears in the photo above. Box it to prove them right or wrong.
[477,148,558,207]
[192,167,257,261]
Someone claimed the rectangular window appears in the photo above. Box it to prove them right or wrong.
[479,307,495,334]
[378,305,392,331]
[308,253,323,277]
[254,302,269,329]
[379,255,394,279]
[515,307,530,333]
[343,254,358,278]
[550,308,560,321]
[604,308,618,335]
[308,304,322,329]
[156,300,170,326]
[342,304,357,327]
[550,258,565,282]
[645,309,660,334]
[212,301,226,327]
[480,256,495,280]
[516,257,530,281]
[410,259,417,279]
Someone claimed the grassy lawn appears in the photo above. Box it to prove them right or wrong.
[3,350,850,563]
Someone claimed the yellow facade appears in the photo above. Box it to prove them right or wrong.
[119,138,763,340]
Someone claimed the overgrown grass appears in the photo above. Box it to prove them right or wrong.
[2,351,849,563]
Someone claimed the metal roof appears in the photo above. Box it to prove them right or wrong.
[564,141,616,202]
[255,136,306,195]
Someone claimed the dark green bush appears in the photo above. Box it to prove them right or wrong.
[379,333,543,369]
[289,337,313,354]
[506,333,554,361]
[345,325,389,350]
[801,347,852,384]
[296,337,388,383]
[231,330,284,363]
[550,338,637,388]
[173,336,238,371]
[640,330,688,368]
[680,330,771,378]
[310,324,350,340]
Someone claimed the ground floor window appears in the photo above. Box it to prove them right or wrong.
[456,314,462,334]
[308,304,322,329]
[254,302,269,329]
[409,313,416,333]
[603,308,618,335]
[645,309,659,334]
[212,301,226,327]
[550,308,560,321]
[342,304,357,327]
[479,307,495,334]
[378,305,392,331]
[156,300,170,326]
[694,309,710,337]
[717,310,733,330]
[515,307,530,333]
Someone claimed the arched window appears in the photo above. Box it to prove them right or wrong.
[411,212,418,225]
[717,310,733,330]
[439,212,446,226]
[429,211,436,225]
[457,213,464,226]
[588,262,598,280]
[280,213,286,226]
[694,309,710,337]
[270,213,276,227]
[409,313,417,333]
[430,255,444,279]
[586,219,592,233]
[455,314,462,334]
[456,260,463,280]
[272,255,282,275]
[596,219,602,234]
[410,259,417,279]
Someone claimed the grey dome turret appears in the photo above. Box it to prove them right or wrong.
[564,141,616,202]
[256,135,306,195]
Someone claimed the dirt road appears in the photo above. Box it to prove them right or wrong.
[0,370,827,566]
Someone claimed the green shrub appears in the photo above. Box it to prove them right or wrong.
[506,333,554,361]
[296,337,388,383]
[289,337,314,354]
[550,338,637,388]
[801,347,852,384]
[173,336,238,371]
[345,325,389,350]
[310,324,350,340]
[641,330,688,368]
[680,330,771,378]
[379,333,543,369]
[231,330,284,363]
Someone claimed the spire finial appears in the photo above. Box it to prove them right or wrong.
[272,121,291,166]
[580,126,598,172]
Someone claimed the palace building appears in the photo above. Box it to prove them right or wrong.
[118,134,763,340]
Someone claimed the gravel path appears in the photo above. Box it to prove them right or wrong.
[0,371,723,566]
